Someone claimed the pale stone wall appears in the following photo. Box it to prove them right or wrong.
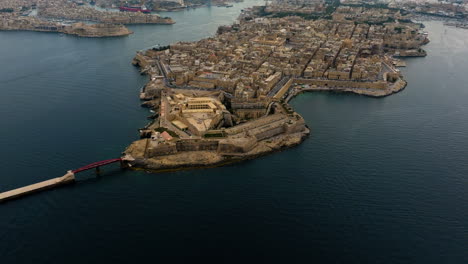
[284,117,307,134]
[218,137,258,154]
[176,140,219,152]
[234,109,267,120]
[254,125,285,141]
[273,78,294,100]
[188,81,216,89]
[148,143,177,156]
[296,79,388,89]
[133,53,152,68]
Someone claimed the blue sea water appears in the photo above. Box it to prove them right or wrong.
[0,3,467,263]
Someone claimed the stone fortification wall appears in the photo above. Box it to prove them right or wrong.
[231,99,270,119]
[284,117,307,134]
[209,114,224,132]
[273,78,294,100]
[176,140,219,152]
[296,79,388,90]
[148,143,177,156]
[132,53,152,68]
[234,108,267,119]
[254,125,285,141]
[226,114,286,135]
[149,137,259,157]
[175,114,222,137]
[188,80,216,89]
[149,140,219,157]
[218,137,258,154]
[145,114,306,157]
[243,114,296,141]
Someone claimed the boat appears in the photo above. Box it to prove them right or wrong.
[119,5,151,13]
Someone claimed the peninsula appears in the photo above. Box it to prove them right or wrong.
[0,15,133,37]
[37,0,174,25]
[90,0,244,12]
[123,1,429,171]
[0,0,174,37]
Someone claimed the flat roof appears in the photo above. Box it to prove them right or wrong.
[172,120,188,130]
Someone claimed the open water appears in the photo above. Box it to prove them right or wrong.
[0,2,467,263]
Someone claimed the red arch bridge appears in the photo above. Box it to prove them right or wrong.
[72,158,123,174]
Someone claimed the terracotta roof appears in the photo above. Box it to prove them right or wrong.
[161,131,173,141]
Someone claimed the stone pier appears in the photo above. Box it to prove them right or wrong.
[0,171,75,203]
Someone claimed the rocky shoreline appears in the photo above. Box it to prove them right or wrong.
[286,78,408,101]
[0,0,174,38]
[125,129,310,172]
[63,22,133,37]
[0,15,133,37]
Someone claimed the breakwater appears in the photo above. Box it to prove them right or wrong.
[0,159,125,203]
[0,171,75,203]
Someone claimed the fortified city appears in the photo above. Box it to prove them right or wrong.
[0,0,174,37]
[124,0,433,171]
[84,0,244,12]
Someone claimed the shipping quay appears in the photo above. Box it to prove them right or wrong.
[0,158,129,203]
